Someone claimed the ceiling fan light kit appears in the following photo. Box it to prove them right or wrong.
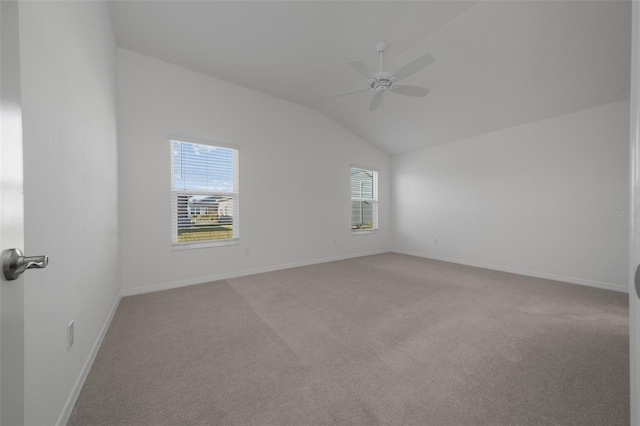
[331,41,434,112]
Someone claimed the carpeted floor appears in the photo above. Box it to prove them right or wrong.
[68,253,629,425]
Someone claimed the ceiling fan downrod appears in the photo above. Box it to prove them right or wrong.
[376,41,387,74]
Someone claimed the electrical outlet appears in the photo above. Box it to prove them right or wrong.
[67,321,74,351]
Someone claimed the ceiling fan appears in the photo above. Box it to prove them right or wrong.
[331,41,434,112]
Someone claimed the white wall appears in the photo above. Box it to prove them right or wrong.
[392,100,630,292]
[118,49,390,295]
[20,2,120,425]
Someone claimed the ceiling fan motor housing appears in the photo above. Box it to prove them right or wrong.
[371,80,392,92]
[371,71,395,91]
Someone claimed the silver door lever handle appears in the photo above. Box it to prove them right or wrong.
[2,248,48,281]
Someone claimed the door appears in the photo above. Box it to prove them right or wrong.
[631,3,640,425]
[0,1,24,424]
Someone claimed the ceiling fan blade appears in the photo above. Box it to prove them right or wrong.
[349,60,372,79]
[392,53,435,82]
[369,91,384,112]
[390,85,430,97]
[330,88,370,98]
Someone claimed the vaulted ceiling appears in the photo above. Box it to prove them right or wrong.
[108,1,631,155]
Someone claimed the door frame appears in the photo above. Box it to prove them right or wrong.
[630,2,639,425]
[0,1,25,425]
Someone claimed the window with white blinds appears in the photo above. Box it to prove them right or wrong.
[170,139,239,246]
[351,166,378,232]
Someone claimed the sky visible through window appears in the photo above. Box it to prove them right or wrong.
[172,140,234,192]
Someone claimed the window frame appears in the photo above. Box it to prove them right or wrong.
[169,135,240,250]
[350,165,378,234]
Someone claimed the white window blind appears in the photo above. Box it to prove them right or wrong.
[351,166,378,231]
[171,139,239,246]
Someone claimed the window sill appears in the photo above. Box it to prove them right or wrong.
[351,229,378,235]
[172,239,239,251]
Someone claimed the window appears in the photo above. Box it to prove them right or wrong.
[351,166,378,232]
[171,139,239,247]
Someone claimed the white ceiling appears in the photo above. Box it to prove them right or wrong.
[108,1,631,156]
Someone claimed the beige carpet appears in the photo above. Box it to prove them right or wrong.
[68,253,629,425]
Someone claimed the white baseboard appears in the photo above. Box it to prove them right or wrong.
[57,293,121,426]
[392,249,629,293]
[121,250,390,297]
